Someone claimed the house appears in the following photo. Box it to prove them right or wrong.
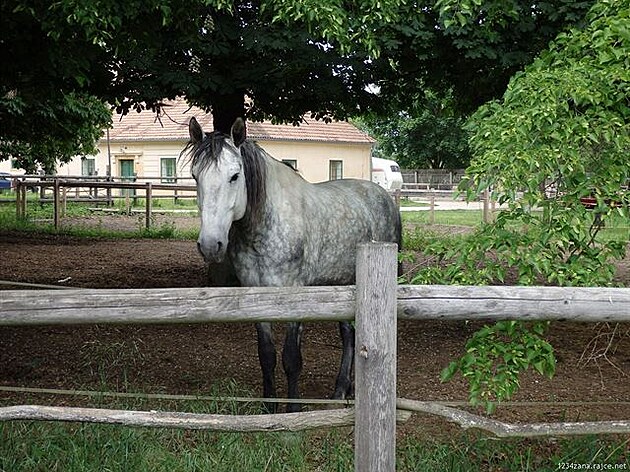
[0,100,375,185]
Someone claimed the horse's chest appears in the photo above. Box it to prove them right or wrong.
[229,230,305,286]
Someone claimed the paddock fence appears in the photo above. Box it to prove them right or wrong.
[9,175,197,229]
[7,175,497,231]
[2,243,630,472]
[401,169,466,190]
[390,188,497,223]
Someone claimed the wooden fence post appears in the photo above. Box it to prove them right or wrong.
[429,195,435,225]
[21,182,27,218]
[15,181,22,219]
[482,188,490,223]
[62,187,67,218]
[355,242,398,472]
[145,182,153,230]
[53,178,60,230]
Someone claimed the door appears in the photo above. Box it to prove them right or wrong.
[119,159,136,197]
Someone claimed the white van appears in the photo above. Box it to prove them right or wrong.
[371,157,403,191]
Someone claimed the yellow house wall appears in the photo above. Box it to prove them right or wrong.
[62,138,371,183]
[7,138,372,185]
[257,140,371,182]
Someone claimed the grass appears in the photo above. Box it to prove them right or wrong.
[0,201,199,240]
[399,198,429,208]
[2,343,629,472]
[401,208,630,244]
[1,387,628,471]
[401,209,485,227]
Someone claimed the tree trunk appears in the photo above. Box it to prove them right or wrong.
[211,92,246,135]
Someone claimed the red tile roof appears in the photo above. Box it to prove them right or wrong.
[106,99,375,144]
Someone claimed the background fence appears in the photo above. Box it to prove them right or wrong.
[10,175,196,229]
[401,169,466,190]
[2,243,630,471]
[7,175,496,231]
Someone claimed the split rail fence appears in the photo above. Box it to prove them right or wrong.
[2,243,630,471]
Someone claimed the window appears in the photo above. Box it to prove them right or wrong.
[329,160,343,180]
[161,157,177,183]
[81,158,96,176]
[282,159,298,170]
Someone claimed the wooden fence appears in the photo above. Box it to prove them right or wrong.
[391,188,496,223]
[10,175,497,231]
[401,169,466,190]
[2,243,630,471]
[13,176,196,229]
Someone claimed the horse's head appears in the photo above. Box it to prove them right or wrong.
[189,117,247,263]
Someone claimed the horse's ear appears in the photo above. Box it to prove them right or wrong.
[189,117,204,144]
[231,118,246,146]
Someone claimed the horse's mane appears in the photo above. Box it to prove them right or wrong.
[181,132,267,227]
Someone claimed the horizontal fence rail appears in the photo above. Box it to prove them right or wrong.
[0,405,356,433]
[3,285,630,326]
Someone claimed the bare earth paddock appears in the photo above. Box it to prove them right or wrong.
[1,214,629,438]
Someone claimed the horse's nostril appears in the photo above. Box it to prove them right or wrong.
[217,241,223,251]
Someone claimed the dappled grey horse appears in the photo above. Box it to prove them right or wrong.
[184,117,401,412]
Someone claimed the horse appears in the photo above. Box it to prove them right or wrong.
[183,117,401,412]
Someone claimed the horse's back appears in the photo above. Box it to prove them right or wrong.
[315,178,400,238]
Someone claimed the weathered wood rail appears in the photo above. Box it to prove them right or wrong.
[2,243,630,472]
[3,284,630,325]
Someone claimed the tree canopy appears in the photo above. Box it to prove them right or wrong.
[462,0,630,289]
[1,0,597,170]
[355,90,471,169]
[407,0,629,411]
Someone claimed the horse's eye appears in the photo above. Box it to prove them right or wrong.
[230,173,239,183]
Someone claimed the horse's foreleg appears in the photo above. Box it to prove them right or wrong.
[256,322,277,413]
[332,321,355,400]
[283,321,303,413]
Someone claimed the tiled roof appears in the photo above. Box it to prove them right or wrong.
[105,99,375,144]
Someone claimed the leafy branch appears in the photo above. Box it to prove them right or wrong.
[441,321,556,414]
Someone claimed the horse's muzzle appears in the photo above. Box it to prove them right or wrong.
[197,239,226,263]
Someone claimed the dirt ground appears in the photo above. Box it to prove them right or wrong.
[1,215,630,435]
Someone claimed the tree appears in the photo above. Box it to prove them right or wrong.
[408,0,629,411]
[462,0,629,288]
[353,0,597,170]
[46,0,387,131]
[367,0,597,113]
[0,92,111,173]
[1,0,597,171]
[356,89,471,169]
[0,2,113,171]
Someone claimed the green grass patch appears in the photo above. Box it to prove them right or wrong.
[402,209,485,227]
[0,204,198,240]
[399,198,429,208]
[2,380,628,472]
[1,401,628,471]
